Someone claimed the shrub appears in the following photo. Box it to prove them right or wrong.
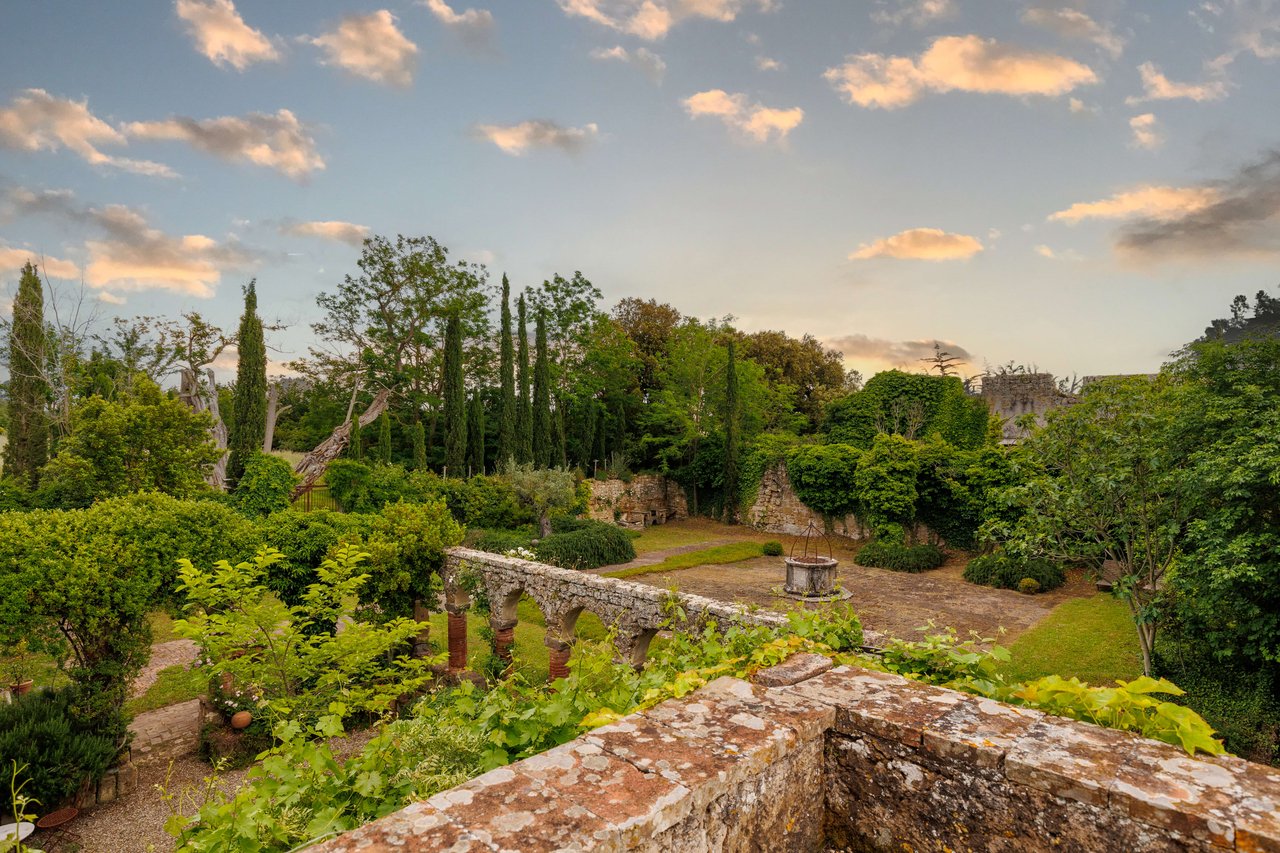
[472,528,535,555]
[325,461,421,513]
[786,444,861,518]
[963,554,1065,592]
[232,453,299,517]
[534,519,636,570]
[361,500,465,620]
[856,538,946,573]
[259,509,370,606]
[762,541,784,557]
[1018,577,1041,595]
[0,687,118,810]
[453,475,533,530]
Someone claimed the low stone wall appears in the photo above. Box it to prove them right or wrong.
[746,462,870,540]
[588,475,688,528]
[320,656,1280,852]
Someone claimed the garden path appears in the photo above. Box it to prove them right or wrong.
[594,538,740,571]
[130,639,197,698]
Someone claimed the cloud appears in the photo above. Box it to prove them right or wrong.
[1021,7,1125,58]
[6,186,258,297]
[871,0,955,28]
[754,55,784,71]
[590,45,667,82]
[1126,62,1228,103]
[175,0,280,70]
[556,0,772,40]
[1049,185,1221,223]
[825,334,973,370]
[1115,148,1280,259]
[849,227,984,260]
[1203,0,1280,68]
[0,89,174,177]
[1128,113,1163,150]
[309,11,418,86]
[1033,244,1082,261]
[420,0,495,49]
[281,219,370,246]
[472,120,599,155]
[0,246,81,279]
[824,35,1097,109]
[125,109,323,180]
[682,89,803,142]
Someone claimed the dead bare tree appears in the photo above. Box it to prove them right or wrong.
[290,388,391,500]
[179,367,229,490]
[263,382,292,452]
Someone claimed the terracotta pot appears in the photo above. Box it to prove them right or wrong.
[9,680,33,696]
[230,710,253,730]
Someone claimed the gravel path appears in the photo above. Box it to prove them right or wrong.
[129,639,198,699]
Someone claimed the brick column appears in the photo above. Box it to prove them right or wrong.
[492,619,516,667]
[447,607,468,672]
[412,599,432,658]
[547,639,571,681]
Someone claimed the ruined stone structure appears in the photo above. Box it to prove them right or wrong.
[587,475,688,529]
[442,548,790,679]
[979,372,1078,444]
[321,653,1280,851]
[746,462,871,539]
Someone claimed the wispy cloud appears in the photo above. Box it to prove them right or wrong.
[1021,6,1125,59]
[0,245,81,280]
[556,0,772,40]
[472,120,599,155]
[682,89,803,143]
[849,227,984,260]
[280,219,370,246]
[1048,185,1220,223]
[1127,62,1228,104]
[870,0,955,28]
[0,89,174,177]
[754,55,784,71]
[309,11,418,86]
[1128,113,1163,150]
[175,0,280,70]
[825,333,973,370]
[125,109,324,180]
[590,45,666,82]
[6,186,259,297]
[1033,244,1082,261]
[824,35,1097,109]
[420,0,495,50]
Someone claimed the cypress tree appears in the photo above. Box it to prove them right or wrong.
[3,262,48,486]
[723,338,740,523]
[532,310,552,468]
[593,403,606,474]
[497,275,516,469]
[226,280,267,489]
[350,414,363,460]
[411,418,426,470]
[468,392,485,476]
[377,411,392,463]
[554,396,567,468]
[443,311,467,475]
[515,294,532,464]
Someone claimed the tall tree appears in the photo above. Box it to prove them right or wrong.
[442,311,467,475]
[349,414,364,460]
[468,392,485,476]
[497,275,517,469]
[377,411,393,463]
[532,310,552,467]
[723,337,740,522]
[2,262,48,486]
[411,418,426,470]
[516,294,532,463]
[226,280,267,489]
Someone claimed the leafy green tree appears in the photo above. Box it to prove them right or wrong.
[516,294,532,464]
[824,370,988,450]
[853,433,921,534]
[468,392,485,476]
[611,297,681,395]
[411,419,427,470]
[349,414,363,460]
[787,444,862,518]
[232,452,300,517]
[504,463,576,537]
[227,281,267,489]
[377,411,393,463]
[739,329,852,431]
[3,262,49,486]
[722,337,740,521]
[532,310,552,468]
[497,275,516,467]
[442,312,466,474]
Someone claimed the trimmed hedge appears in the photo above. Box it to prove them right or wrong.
[473,528,535,555]
[535,519,636,571]
[856,539,946,573]
[963,554,1065,592]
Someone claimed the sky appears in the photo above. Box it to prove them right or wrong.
[1,0,1278,382]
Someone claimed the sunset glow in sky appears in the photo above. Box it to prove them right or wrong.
[2,0,1278,380]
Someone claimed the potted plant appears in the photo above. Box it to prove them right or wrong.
[3,639,37,696]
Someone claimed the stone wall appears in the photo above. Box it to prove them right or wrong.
[745,462,870,540]
[588,475,688,528]
[979,372,1077,444]
[321,656,1280,852]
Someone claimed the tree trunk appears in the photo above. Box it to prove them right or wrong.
[290,389,391,500]
[180,367,228,491]
[263,384,291,453]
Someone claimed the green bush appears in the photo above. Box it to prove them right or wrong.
[0,688,118,811]
[963,554,1065,592]
[259,509,370,606]
[472,528,535,555]
[325,461,417,513]
[361,500,464,620]
[1018,577,1041,595]
[786,444,861,518]
[856,538,946,573]
[534,519,636,570]
[232,453,299,517]
[762,541,783,557]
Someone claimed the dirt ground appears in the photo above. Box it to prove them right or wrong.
[621,527,1096,644]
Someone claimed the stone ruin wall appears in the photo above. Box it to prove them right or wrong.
[746,462,871,540]
[588,475,689,529]
[979,372,1078,444]
[320,653,1280,852]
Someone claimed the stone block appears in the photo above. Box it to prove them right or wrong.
[1110,738,1239,848]
[751,652,833,687]
[97,770,117,805]
[1005,716,1137,807]
[311,801,490,852]
[922,696,1044,770]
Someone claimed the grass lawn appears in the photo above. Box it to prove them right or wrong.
[606,542,765,579]
[997,595,1143,686]
[627,519,776,555]
[126,664,207,715]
